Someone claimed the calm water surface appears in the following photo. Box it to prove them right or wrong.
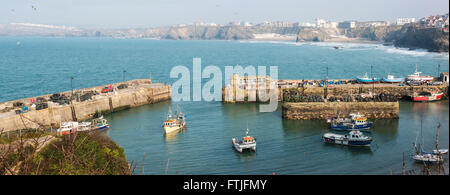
[104,101,448,175]
[0,37,448,174]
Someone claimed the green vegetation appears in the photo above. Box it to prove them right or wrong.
[1,130,131,175]
[23,132,130,175]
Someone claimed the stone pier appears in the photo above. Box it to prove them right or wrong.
[282,102,399,120]
[0,79,171,132]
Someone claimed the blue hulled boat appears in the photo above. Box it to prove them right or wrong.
[327,113,373,131]
[356,73,380,83]
[92,116,110,131]
[322,130,373,147]
[381,74,404,83]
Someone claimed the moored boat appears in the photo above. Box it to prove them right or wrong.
[412,150,444,164]
[57,117,109,135]
[382,74,404,83]
[356,73,380,84]
[411,91,443,102]
[328,113,373,131]
[163,107,186,134]
[91,116,110,131]
[322,130,373,147]
[232,125,256,153]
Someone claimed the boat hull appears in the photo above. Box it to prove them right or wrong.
[93,125,110,131]
[412,154,443,163]
[232,138,256,153]
[382,78,404,83]
[356,78,380,84]
[164,125,185,134]
[412,93,443,102]
[330,123,372,131]
[322,136,372,147]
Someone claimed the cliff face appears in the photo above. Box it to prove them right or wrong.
[391,24,449,52]
[345,26,402,41]
[296,28,343,42]
[164,26,302,40]
[295,24,449,52]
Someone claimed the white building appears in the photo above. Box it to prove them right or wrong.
[396,18,415,25]
[316,19,326,28]
[323,22,338,28]
[297,22,316,27]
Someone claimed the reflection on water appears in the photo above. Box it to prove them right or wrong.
[233,149,257,162]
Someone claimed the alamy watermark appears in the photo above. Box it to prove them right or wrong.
[170,58,279,112]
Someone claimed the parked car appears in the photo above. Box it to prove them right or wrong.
[101,85,114,93]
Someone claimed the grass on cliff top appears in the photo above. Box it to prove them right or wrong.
[18,131,131,175]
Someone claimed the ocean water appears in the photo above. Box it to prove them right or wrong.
[0,37,448,174]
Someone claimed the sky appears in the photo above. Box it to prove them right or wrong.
[1,0,449,28]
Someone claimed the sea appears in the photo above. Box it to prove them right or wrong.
[0,37,448,174]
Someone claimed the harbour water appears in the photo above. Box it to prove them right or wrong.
[0,37,448,174]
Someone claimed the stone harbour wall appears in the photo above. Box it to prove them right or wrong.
[0,81,171,132]
[282,102,399,120]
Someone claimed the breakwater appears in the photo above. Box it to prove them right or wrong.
[282,102,399,120]
[282,84,449,101]
[0,79,171,132]
[222,82,448,103]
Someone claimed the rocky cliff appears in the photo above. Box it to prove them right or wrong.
[389,24,449,52]
[295,24,449,52]
[164,26,302,40]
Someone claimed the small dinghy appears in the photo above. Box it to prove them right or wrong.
[322,130,373,147]
[232,125,256,153]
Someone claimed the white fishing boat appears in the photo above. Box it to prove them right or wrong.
[57,116,109,135]
[406,65,434,82]
[163,106,186,134]
[232,125,256,153]
[57,121,79,135]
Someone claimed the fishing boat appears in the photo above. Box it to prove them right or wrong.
[232,124,256,153]
[356,73,380,84]
[57,117,109,135]
[322,130,373,147]
[163,106,186,134]
[411,91,443,102]
[57,121,91,135]
[57,121,79,135]
[406,65,434,82]
[327,113,373,131]
[382,74,404,83]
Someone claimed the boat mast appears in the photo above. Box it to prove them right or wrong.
[246,121,249,136]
